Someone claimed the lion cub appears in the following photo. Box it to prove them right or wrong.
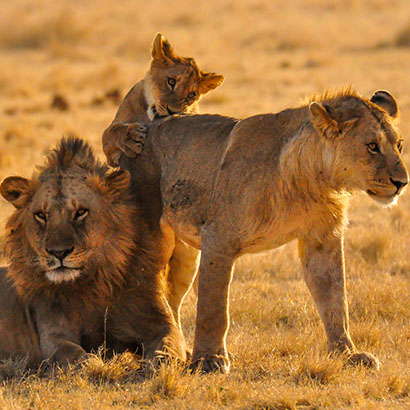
[103,33,224,166]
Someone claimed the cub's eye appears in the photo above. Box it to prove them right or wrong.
[367,142,380,154]
[75,208,88,221]
[34,212,47,223]
[167,77,176,89]
[397,140,403,153]
[187,91,196,99]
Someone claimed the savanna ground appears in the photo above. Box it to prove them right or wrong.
[0,0,410,408]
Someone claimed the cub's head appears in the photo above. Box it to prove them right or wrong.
[1,138,135,297]
[310,89,408,206]
[145,33,224,120]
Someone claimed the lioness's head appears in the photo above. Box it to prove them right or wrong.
[0,138,135,295]
[144,33,224,120]
[310,89,408,206]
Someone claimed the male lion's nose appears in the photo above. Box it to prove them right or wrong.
[390,177,408,192]
[46,246,74,261]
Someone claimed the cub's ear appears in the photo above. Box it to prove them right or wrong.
[103,170,130,198]
[370,90,399,119]
[151,33,176,67]
[199,72,224,94]
[0,176,31,209]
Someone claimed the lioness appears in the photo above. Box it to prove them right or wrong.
[0,137,185,366]
[102,33,224,167]
[118,88,408,373]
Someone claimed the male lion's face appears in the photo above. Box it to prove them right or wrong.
[145,33,224,120]
[1,167,131,284]
[310,90,408,206]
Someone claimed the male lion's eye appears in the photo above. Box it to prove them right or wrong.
[34,212,47,223]
[187,91,196,99]
[398,140,403,153]
[367,142,380,154]
[167,77,176,89]
[75,208,88,221]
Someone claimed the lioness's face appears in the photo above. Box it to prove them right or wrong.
[145,33,224,120]
[1,168,131,284]
[311,90,408,206]
[346,112,408,206]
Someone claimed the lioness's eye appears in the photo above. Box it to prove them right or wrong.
[187,91,196,99]
[398,140,403,153]
[367,142,380,154]
[34,212,47,223]
[167,77,176,89]
[75,208,88,221]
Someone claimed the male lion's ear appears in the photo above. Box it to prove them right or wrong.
[309,102,341,139]
[199,72,225,94]
[0,176,31,209]
[103,170,130,198]
[151,33,176,67]
[370,90,399,119]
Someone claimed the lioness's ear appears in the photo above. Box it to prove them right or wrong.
[199,72,224,94]
[151,33,176,67]
[309,102,341,139]
[370,90,399,119]
[0,176,31,209]
[103,170,130,198]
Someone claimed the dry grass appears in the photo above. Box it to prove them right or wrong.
[0,0,410,408]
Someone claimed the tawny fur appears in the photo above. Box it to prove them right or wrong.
[0,138,185,367]
[119,88,408,373]
[102,33,224,167]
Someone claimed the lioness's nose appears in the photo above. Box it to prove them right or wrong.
[46,246,74,261]
[390,177,408,192]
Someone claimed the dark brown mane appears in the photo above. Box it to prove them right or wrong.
[36,136,108,179]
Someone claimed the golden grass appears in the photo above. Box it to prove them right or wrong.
[0,0,410,408]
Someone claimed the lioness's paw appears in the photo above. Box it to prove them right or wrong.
[348,352,380,370]
[190,354,230,374]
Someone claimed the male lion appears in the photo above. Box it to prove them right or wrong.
[118,88,408,373]
[0,137,185,366]
[102,32,224,167]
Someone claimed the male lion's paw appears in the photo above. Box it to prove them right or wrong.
[121,123,147,158]
[190,354,230,374]
[348,352,380,370]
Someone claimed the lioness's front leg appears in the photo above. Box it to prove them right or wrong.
[102,122,147,167]
[191,232,236,373]
[298,234,379,369]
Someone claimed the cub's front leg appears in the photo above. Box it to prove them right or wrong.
[34,301,88,366]
[102,122,147,167]
[298,233,379,369]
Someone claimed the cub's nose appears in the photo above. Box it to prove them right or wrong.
[390,177,408,192]
[46,246,74,261]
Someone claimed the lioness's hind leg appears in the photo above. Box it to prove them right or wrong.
[167,238,200,329]
[191,229,237,374]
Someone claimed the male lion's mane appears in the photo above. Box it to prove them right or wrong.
[4,138,139,307]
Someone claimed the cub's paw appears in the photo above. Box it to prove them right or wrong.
[190,354,230,374]
[120,122,147,158]
[348,352,380,370]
